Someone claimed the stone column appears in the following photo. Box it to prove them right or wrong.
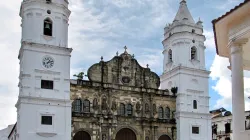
[230,45,245,140]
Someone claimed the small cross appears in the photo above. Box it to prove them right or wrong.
[146,64,149,68]
[132,54,135,58]
[124,46,127,52]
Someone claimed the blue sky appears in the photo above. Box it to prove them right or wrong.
[0,0,249,130]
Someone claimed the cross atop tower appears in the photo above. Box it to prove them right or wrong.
[124,46,128,53]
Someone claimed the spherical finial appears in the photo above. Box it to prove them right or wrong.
[101,56,103,61]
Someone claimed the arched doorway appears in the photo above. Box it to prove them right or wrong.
[158,135,171,140]
[73,131,91,140]
[115,128,136,140]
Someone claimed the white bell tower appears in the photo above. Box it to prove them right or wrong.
[160,0,211,140]
[16,0,72,140]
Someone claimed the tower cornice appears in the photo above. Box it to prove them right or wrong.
[20,0,71,18]
[18,41,72,59]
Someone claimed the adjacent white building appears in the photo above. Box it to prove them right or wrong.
[160,0,211,140]
[16,0,72,140]
[210,108,250,140]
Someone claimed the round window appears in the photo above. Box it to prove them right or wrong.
[47,10,51,14]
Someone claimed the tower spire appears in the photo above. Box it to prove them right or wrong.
[173,0,195,23]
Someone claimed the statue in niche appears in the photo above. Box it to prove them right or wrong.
[145,136,149,140]
[93,98,98,109]
[136,102,141,113]
[102,97,108,110]
[102,134,107,140]
[153,104,157,114]
[111,100,117,111]
[145,103,150,113]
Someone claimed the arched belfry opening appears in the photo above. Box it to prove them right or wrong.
[158,135,171,140]
[44,18,53,36]
[191,46,197,60]
[115,128,136,140]
[168,49,173,62]
[193,100,197,109]
[73,131,91,140]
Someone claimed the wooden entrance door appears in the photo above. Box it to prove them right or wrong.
[158,135,171,140]
[115,128,136,140]
[73,131,91,140]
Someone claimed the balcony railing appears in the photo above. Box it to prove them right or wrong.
[214,130,232,136]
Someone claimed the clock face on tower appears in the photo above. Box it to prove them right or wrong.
[42,56,54,69]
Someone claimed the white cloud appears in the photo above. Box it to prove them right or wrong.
[0,0,21,129]
[68,0,174,76]
[204,30,215,50]
[210,55,250,111]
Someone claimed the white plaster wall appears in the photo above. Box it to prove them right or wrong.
[162,33,206,72]
[19,45,71,100]
[16,101,71,140]
[176,115,211,140]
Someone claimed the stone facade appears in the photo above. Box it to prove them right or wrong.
[70,51,177,140]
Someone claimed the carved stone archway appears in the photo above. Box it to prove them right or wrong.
[115,128,136,140]
[73,131,91,140]
[158,135,171,140]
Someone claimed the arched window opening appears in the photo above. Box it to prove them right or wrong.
[168,49,172,62]
[169,32,172,37]
[93,98,98,109]
[72,99,81,112]
[119,103,125,116]
[127,104,133,116]
[83,99,90,113]
[44,18,52,36]
[191,47,197,60]
[192,29,195,33]
[165,107,170,119]
[225,137,230,140]
[193,100,197,109]
[158,107,163,119]
[225,123,231,133]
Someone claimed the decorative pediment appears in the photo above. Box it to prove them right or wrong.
[87,48,160,89]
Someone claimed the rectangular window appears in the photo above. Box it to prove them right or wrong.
[41,116,52,125]
[225,123,231,133]
[41,80,53,89]
[192,126,199,134]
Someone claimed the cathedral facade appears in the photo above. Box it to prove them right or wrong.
[70,50,176,140]
[14,0,211,140]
